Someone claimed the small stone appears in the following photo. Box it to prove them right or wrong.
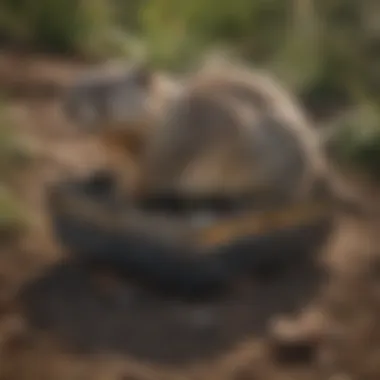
[268,312,325,365]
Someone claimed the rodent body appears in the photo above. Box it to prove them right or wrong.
[62,60,328,204]
[140,61,328,204]
[53,59,338,299]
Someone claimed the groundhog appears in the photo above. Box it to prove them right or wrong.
[62,58,328,203]
[62,60,183,197]
[44,58,347,298]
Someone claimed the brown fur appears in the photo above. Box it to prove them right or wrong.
[63,60,329,208]
[62,61,182,197]
[139,60,328,208]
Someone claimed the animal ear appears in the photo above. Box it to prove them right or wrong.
[132,62,153,88]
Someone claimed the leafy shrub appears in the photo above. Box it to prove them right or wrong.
[0,0,115,57]
[326,105,380,182]
[0,104,31,239]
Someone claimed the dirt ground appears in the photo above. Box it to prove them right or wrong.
[0,50,380,380]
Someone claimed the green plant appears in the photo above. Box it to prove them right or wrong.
[0,185,29,240]
[0,0,116,57]
[0,104,32,240]
[326,105,380,181]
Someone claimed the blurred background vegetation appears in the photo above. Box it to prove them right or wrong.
[1,0,380,119]
[0,0,378,117]
[0,104,31,239]
[0,0,380,223]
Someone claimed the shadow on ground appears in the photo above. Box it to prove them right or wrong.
[18,250,325,365]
